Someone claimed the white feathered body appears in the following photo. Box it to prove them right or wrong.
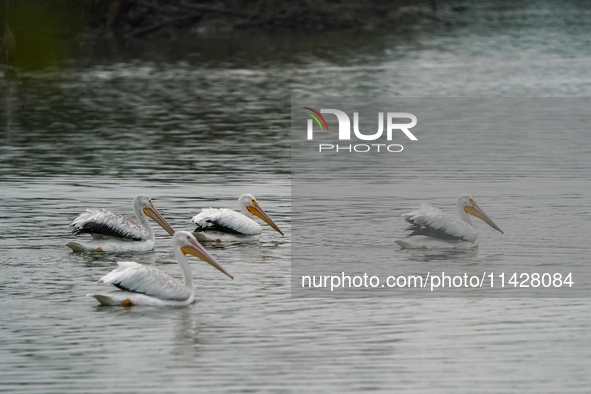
[192,208,261,241]
[67,238,156,253]
[396,203,479,249]
[88,261,194,306]
[68,208,154,252]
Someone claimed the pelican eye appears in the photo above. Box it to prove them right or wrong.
[469,199,476,205]
[251,199,258,206]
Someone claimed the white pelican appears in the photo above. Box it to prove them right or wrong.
[66,195,175,252]
[395,194,504,249]
[191,194,284,242]
[88,231,233,306]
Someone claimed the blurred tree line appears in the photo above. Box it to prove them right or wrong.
[83,0,424,34]
[1,0,442,70]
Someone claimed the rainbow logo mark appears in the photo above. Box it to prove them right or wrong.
[302,107,329,131]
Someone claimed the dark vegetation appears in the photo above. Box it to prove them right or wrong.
[1,0,461,71]
[84,0,443,37]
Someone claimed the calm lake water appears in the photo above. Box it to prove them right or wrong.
[2,1,591,392]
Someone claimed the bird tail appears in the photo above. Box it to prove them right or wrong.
[395,239,413,249]
[66,242,88,252]
[87,294,120,306]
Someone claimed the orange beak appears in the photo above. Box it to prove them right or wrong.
[181,237,233,279]
[143,202,175,236]
[464,203,504,234]
[247,203,284,236]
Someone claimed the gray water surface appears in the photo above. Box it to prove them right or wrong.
[2,1,591,392]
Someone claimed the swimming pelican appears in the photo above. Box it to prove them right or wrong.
[395,194,504,249]
[66,195,175,252]
[191,194,284,242]
[88,231,233,306]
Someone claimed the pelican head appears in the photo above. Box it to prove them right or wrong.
[133,195,175,236]
[239,194,284,236]
[457,194,504,234]
[174,231,233,279]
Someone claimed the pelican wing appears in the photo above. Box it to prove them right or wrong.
[70,209,149,241]
[192,208,260,235]
[402,203,477,242]
[99,261,191,301]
